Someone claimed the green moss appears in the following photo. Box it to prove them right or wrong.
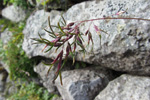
[7,82,57,100]
[3,0,32,9]
[0,18,38,80]
[0,18,25,33]
[4,37,38,80]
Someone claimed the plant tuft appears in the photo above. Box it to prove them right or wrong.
[33,12,150,85]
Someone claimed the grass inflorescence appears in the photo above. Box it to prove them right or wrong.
[33,11,150,85]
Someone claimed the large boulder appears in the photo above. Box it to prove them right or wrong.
[23,0,150,75]
[62,0,150,75]
[95,74,150,100]
[2,5,27,22]
[55,67,114,100]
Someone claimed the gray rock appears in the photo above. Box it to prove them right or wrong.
[0,82,5,92]
[2,5,27,22]
[22,10,62,59]
[5,77,25,95]
[0,96,5,100]
[34,61,57,93]
[0,61,9,74]
[1,28,12,45]
[34,59,72,93]
[7,84,18,95]
[23,0,150,75]
[55,67,114,100]
[95,74,150,100]
[0,29,12,73]
[62,0,150,75]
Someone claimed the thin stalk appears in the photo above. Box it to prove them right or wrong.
[80,17,150,23]
[73,17,150,29]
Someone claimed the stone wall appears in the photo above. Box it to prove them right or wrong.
[1,0,150,100]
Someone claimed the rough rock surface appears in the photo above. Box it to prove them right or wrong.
[22,10,62,59]
[63,0,150,75]
[23,0,150,75]
[1,28,12,45]
[34,59,72,93]
[2,5,27,22]
[0,29,12,73]
[95,74,150,100]
[55,67,114,100]
[0,96,5,100]
[34,61,57,93]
